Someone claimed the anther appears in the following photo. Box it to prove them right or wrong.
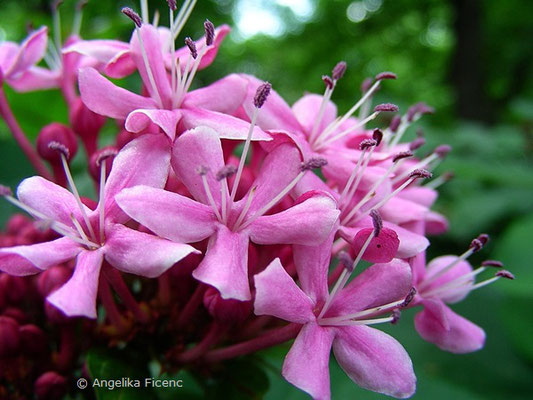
[496,270,515,280]
[338,251,355,273]
[392,151,413,163]
[481,260,503,268]
[372,129,383,146]
[370,209,382,237]
[322,75,334,89]
[332,61,347,81]
[0,185,12,197]
[300,157,328,171]
[359,139,377,150]
[216,165,237,181]
[121,7,142,28]
[360,77,373,93]
[374,103,399,113]
[391,309,401,324]
[409,137,426,151]
[204,19,215,46]
[184,37,198,59]
[469,239,484,253]
[167,0,177,11]
[401,287,417,307]
[48,141,70,159]
[434,144,452,158]
[375,71,397,81]
[196,165,209,176]
[95,148,118,167]
[417,102,435,115]
[389,115,401,132]
[253,82,272,109]
[409,169,432,179]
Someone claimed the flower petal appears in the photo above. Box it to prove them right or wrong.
[423,255,473,303]
[332,325,416,398]
[249,191,339,246]
[328,259,412,317]
[125,109,182,140]
[79,67,157,119]
[104,224,199,278]
[0,238,81,276]
[282,322,334,400]
[253,258,315,324]
[103,134,171,223]
[414,299,485,353]
[292,94,337,137]
[7,26,48,76]
[115,185,216,243]
[63,39,130,65]
[47,248,104,319]
[192,224,250,301]
[7,66,60,92]
[350,227,400,263]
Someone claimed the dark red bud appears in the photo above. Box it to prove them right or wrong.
[6,214,32,235]
[34,371,67,400]
[3,307,27,324]
[37,266,71,297]
[37,123,78,163]
[0,274,28,304]
[19,324,48,357]
[69,98,106,153]
[203,287,252,324]
[0,316,20,357]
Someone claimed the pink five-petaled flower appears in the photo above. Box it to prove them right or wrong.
[0,134,198,318]
[115,126,340,301]
[253,235,416,400]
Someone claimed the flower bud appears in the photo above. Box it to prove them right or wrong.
[0,274,28,304]
[3,307,27,324]
[69,98,106,155]
[203,287,252,324]
[37,266,71,297]
[34,371,67,400]
[44,301,70,324]
[0,316,20,357]
[36,123,78,163]
[6,214,32,235]
[19,324,48,357]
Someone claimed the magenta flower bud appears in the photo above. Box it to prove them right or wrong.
[36,123,78,163]
[36,265,71,297]
[19,324,48,357]
[203,287,252,324]
[6,214,32,235]
[0,274,28,304]
[122,7,142,28]
[89,146,117,181]
[0,316,20,358]
[332,61,347,81]
[34,371,67,400]
[3,307,27,324]
[44,301,70,324]
[69,98,106,154]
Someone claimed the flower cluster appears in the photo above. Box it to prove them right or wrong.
[0,1,513,399]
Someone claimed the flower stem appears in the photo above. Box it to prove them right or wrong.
[177,283,206,327]
[177,323,223,364]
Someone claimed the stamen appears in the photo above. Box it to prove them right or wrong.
[70,213,92,246]
[374,103,399,113]
[389,114,401,132]
[233,186,257,231]
[48,141,70,159]
[51,0,63,54]
[360,139,377,150]
[375,71,397,81]
[409,137,426,151]
[481,260,504,268]
[392,151,414,162]
[140,0,149,23]
[409,169,433,179]
[391,150,440,184]
[216,165,237,223]
[204,19,215,46]
[152,9,160,26]
[95,148,117,167]
[197,167,222,222]
[425,171,454,190]
[216,165,237,181]
[72,0,88,36]
[402,287,417,307]
[0,184,13,197]
[470,233,489,253]
[372,129,383,146]
[184,37,198,59]
[319,315,394,327]
[300,157,328,171]
[332,61,347,81]
[167,0,177,11]
[391,309,401,325]
[172,0,198,41]
[370,209,382,237]
[361,77,373,93]
[316,111,382,149]
[253,82,272,109]
[435,144,452,158]
[122,7,142,28]
[338,141,375,206]
[98,159,108,244]
[338,251,355,272]
[465,270,515,292]
[322,75,334,89]
[496,270,514,279]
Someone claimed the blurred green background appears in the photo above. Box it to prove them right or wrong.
[1,0,532,399]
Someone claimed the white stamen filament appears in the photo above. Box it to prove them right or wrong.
[316,111,379,150]
[321,298,406,325]
[339,146,368,206]
[72,3,84,36]
[52,3,62,57]
[309,85,334,144]
[319,315,394,327]
[60,154,97,242]
[220,178,229,224]
[421,267,484,299]
[152,10,160,27]
[419,247,475,290]
[425,173,449,190]
[98,162,106,245]
[69,214,92,246]
[172,0,197,41]
[340,147,375,216]
[318,230,375,319]
[230,108,258,203]
[135,28,164,109]
[174,54,192,107]
[233,186,257,231]
[388,113,422,149]
[315,80,381,146]
[47,41,62,69]
[140,0,149,24]
[201,174,222,222]
[182,45,209,96]
[169,7,177,105]
[391,153,438,185]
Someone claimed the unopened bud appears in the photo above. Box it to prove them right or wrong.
[69,98,106,151]
[37,123,78,163]
[0,316,20,357]
[19,324,48,357]
[203,287,252,324]
[34,371,67,400]
[37,266,71,297]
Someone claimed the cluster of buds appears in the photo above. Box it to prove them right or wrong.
[0,1,513,399]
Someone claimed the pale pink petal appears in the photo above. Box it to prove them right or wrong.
[115,185,216,243]
[282,322,334,400]
[62,39,129,65]
[415,299,485,353]
[327,259,412,318]
[323,157,388,192]
[79,67,157,119]
[423,255,473,303]
[130,25,172,108]
[192,225,250,301]
[249,191,339,246]
[7,26,48,76]
[182,74,248,114]
[104,50,137,78]
[180,108,272,141]
[241,74,302,133]
[172,126,224,206]
[103,134,171,223]
[17,176,91,228]
[292,94,337,137]
[398,186,438,207]
[379,197,428,225]
[104,224,199,278]
[254,258,315,323]
[293,229,336,304]
[47,248,104,319]
[0,238,81,276]
[425,210,449,235]
[0,42,18,72]
[292,169,337,199]
[333,325,416,398]
[125,109,182,140]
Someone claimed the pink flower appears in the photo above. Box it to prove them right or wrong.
[0,134,198,318]
[116,126,340,300]
[253,234,416,399]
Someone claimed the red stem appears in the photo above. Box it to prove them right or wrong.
[157,273,171,307]
[177,283,206,327]
[204,323,301,363]
[98,278,125,329]
[0,87,52,179]
[104,267,149,324]
[177,323,223,364]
